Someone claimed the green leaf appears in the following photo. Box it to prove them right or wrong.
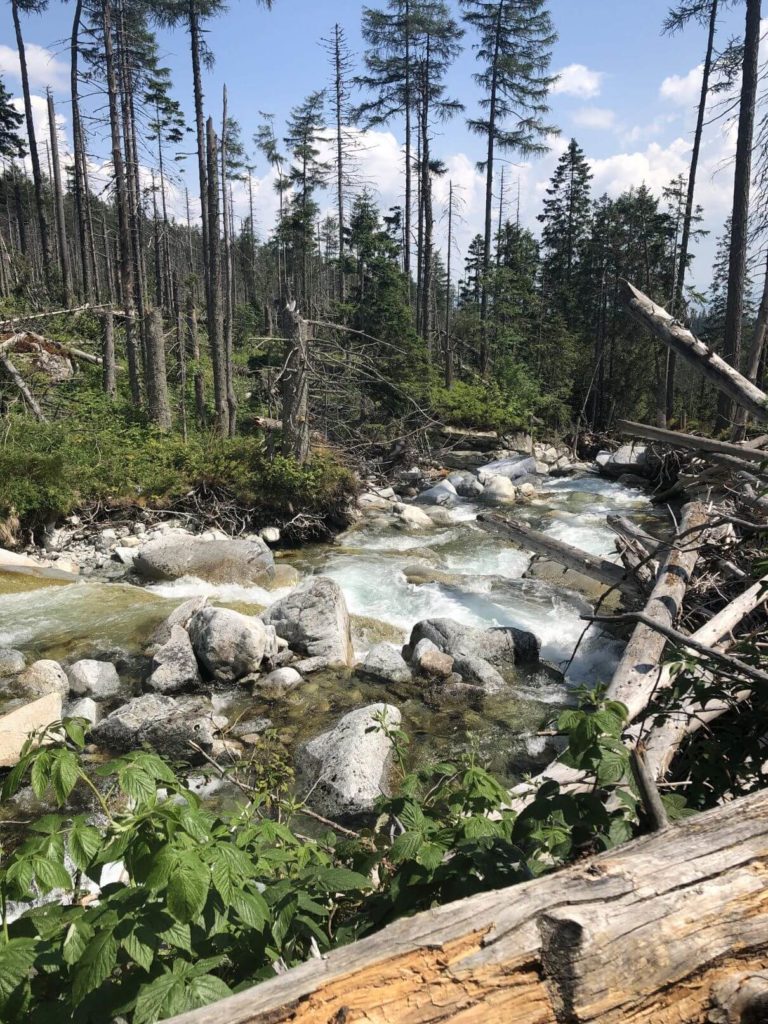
[30,751,52,799]
[210,844,252,903]
[50,749,81,803]
[72,929,118,1004]
[63,717,86,749]
[0,939,37,1010]
[133,970,180,1024]
[185,973,232,1011]
[158,919,193,953]
[231,890,269,931]
[595,745,629,786]
[415,842,445,871]
[167,854,209,924]
[62,918,94,966]
[69,821,102,872]
[122,928,155,973]
[390,830,423,863]
[118,763,157,807]
[313,867,373,893]
[32,855,72,894]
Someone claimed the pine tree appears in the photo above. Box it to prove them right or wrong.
[323,24,357,301]
[461,0,557,370]
[0,75,25,160]
[538,138,592,322]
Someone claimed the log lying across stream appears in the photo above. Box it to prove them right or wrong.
[167,788,768,1024]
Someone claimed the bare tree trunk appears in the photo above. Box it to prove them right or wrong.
[146,308,172,430]
[102,309,116,399]
[205,118,229,436]
[70,0,93,303]
[666,0,718,421]
[404,0,412,294]
[716,0,760,430]
[280,301,310,463]
[444,180,454,386]
[11,0,53,293]
[189,2,210,298]
[220,87,237,437]
[102,0,140,406]
[187,293,206,428]
[479,5,502,375]
[0,352,46,421]
[733,243,768,439]
[46,91,72,307]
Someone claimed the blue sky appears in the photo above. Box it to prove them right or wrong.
[0,0,751,286]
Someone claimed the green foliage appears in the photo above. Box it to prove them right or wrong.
[428,372,543,432]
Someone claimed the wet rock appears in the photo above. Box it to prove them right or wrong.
[597,444,648,478]
[92,694,219,760]
[396,504,433,529]
[447,470,484,498]
[439,450,488,471]
[133,535,275,585]
[263,576,354,669]
[0,648,25,677]
[423,507,455,526]
[189,607,274,682]
[228,716,272,740]
[617,473,648,489]
[298,703,401,819]
[481,476,517,503]
[0,693,63,767]
[412,638,454,680]
[360,643,412,685]
[415,479,458,506]
[358,490,396,511]
[16,660,69,700]
[252,666,303,695]
[147,597,209,651]
[259,526,281,544]
[67,660,122,700]
[146,626,201,694]
[518,482,536,498]
[292,655,334,675]
[67,697,100,725]
[477,455,537,484]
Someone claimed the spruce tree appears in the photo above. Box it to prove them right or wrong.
[0,76,25,160]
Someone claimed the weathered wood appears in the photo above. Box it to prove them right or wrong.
[617,418,768,463]
[606,514,664,555]
[620,280,768,422]
[476,514,642,598]
[0,352,46,421]
[167,788,768,1024]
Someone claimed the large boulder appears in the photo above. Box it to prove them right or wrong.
[66,660,122,700]
[146,596,209,651]
[92,694,221,760]
[16,660,69,700]
[263,577,354,669]
[146,625,201,694]
[597,444,648,478]
[188,607,274,682]
[404,618,540,692]
[477,456,537,484]
[298,704,401,819]
[480,476,517,503]
[133,536,275,584]
[415,480,458,506]
[0,693,63,767]
[360,643,413,685]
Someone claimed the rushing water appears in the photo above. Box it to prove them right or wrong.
[0,474,663,783]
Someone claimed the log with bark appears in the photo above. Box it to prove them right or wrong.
[166,787,768,1024]
[616,418,768,463]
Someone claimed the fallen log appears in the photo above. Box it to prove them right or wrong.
[620,280,768,423]
[476,514,642,599]
[606,514,665,554]
[0,352,46,421]
[617,418,768,463]
[0,330,102,365]
[167,787,768,1024]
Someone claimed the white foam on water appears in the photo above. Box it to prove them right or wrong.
[145,575,293,607]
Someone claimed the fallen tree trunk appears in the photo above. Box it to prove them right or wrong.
[0,352,46,421]
[167,787,768,1024]
[606,514,665,554]
[620,280,768,423]
[617,418,768,463]
[476,514,642,599]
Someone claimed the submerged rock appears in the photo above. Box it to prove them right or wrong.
[298,703,401,819]
[263,576,354,669]
[133,536,275,584]
[360,643,413,685]
[16,660,69,700]
[146,625,201,694]
[66,660,122,700]
[189,607,274,682]
[92,694,220,760]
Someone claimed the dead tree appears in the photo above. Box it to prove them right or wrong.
[102,310,116,399]
[145,308,172,430]
[280,301,310,463]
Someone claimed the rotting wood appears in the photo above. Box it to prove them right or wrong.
[617,418,768,463]
[0,351,46,421]
[165,788,768,1024]
[620,280,768,423]
[476,514,642,598]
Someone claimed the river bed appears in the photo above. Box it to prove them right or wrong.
[0,474,663,784]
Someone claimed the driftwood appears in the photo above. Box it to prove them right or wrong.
[167,788,768,1024]
[617,418,768,463]
[476,514,642,598]
[606,514,664,554]
[0,352,46,421]
[621,280,768,422]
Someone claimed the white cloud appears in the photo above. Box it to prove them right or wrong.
[552,63,605,99]
[660,64,704,107]
[11,94,70,178]
[0,43,69,92]
[572,106,617,131]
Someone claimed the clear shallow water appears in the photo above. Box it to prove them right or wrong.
[0,473,661,782]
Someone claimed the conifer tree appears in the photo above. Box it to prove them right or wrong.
[0,76,25,160]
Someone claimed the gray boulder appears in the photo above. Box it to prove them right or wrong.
[404,618,540,692]
[396,504,434,529]
[598,444,648,478]
[146,625,201,694]
[0,648,25,678]
[67,697,100,726]
[147,596,209,651]
[92,694,220,760]
[360,643,412,685]
[66,660,122,699]
[447,471,484,498]
[133,536,275,584]
[477,455,537,484]
[298,703,401,819]
[412,638,454,681]
[415,479,458,506]
[439,450,487,471]
[480,475,517,503]
[16,660,69,700]
[263,577,354,669]
[188,607,274,682]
